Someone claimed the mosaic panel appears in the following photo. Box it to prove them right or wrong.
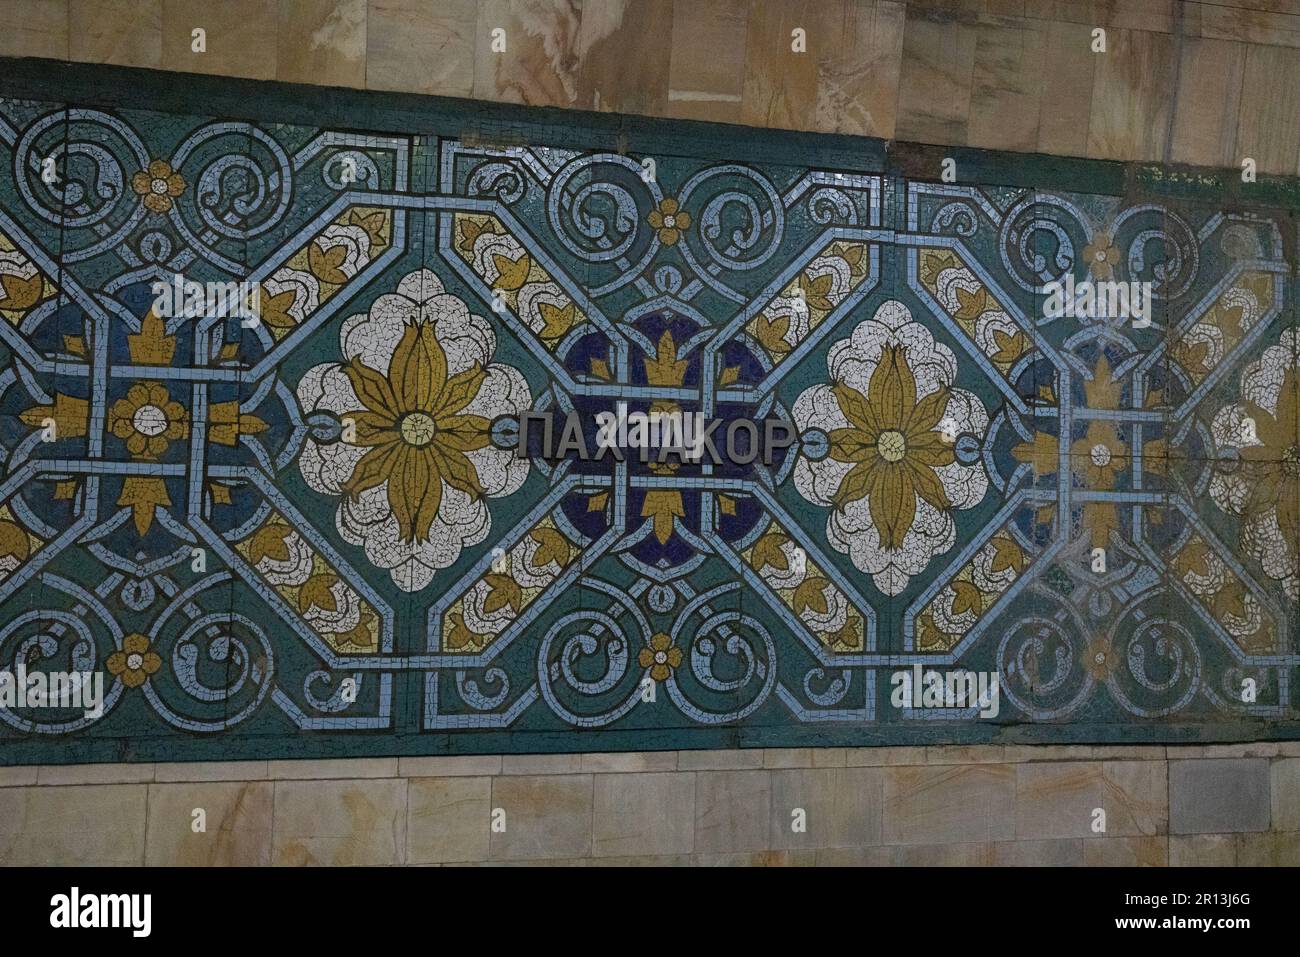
[0,66,1297,762]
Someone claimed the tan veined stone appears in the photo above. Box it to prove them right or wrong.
[367,0,475,96]
[146,782,272,866]
[883,764,1015,845]
[272,778,406,865]
[695,769,771,854]
[408,776,491,864]
[489,774,592,860]
[593,771,694,857]
[1015,760,1167,840]
[0,784,147,866]
[277,0,366,88]
[69,0,162,67]
[161,0,278,80]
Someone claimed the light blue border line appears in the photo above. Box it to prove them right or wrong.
[274,674,395,731]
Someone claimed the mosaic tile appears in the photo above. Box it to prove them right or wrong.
[0,64,1298,764]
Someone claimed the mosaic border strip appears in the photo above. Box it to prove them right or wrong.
[0,59,1297,764]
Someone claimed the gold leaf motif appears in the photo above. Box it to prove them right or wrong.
[798,271,835,312]
[481,573,523,614]
[491,252,530,291]
[641,489,685,544]
[751,531,790,572]
[753,313,792,355]
[950,580,982,617]
[308,242,349,285]
[117,476,171,536]
[528,526,572,569]
[128,311,176,366]
[538,300,575,340]
[644,330,688,386]
[793,577,830,615]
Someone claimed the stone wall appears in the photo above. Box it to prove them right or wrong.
[1,744,1297,865]
[4,0,1300,172]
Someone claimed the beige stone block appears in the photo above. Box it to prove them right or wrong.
[883,763,1015,845]
[576,0,672,116]
[37,763,154,785]
[769,767,883,849]
[489,774,592,860]
[967,20,1045,152]
[408,776,491,864]
[1170,758,1270,834]
[1082,836,1167,866]
[1015,761,1166,839]
[0,766,37,787]
[277,0,365,87]
[812,748,848,768]
[1035,19,1096,157]
[366,0,475,96]
[991,839,1084,866]
[69,0,161,67]
[273,778,406,865]
[579,751,677,774]
[1023,0,1176,32]
[267,757,398,779]
[1086,746,1167,761]
[1235,43,1300,174]
[818,0,904,138]
[1087,28,1177,161]
[397,755,503,777]
[695,769,771,853]
[895,841,994,865]
[1168,743,1282,760]
[1272,758,1300,831]
[1192,1,1300,48]
[1195,742,1281,759]
[895,13,977,145]
[677,748,764,771]
[588,855,692,866]
[145,782,272,865]
[592,771,694,857]
[1001,745,1096,764]
[1169,833,1237,866]
[501,753,583,775]
[664,0,748,123]
[0,0,68,59]
[1237,831,1300,866]
[763,748,814,769]
[814,845,897,866]
[845,746,927,767]
[154,761,269,782]
[1170,38,1244,169]
[741,0,836,132]
[0,784,146,865]
[925,745,1006,765]
[472,0,582,107]
[694,850,816,866]
[161,0,278,80]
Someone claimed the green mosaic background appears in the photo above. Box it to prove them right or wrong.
[0,60,1297,764]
